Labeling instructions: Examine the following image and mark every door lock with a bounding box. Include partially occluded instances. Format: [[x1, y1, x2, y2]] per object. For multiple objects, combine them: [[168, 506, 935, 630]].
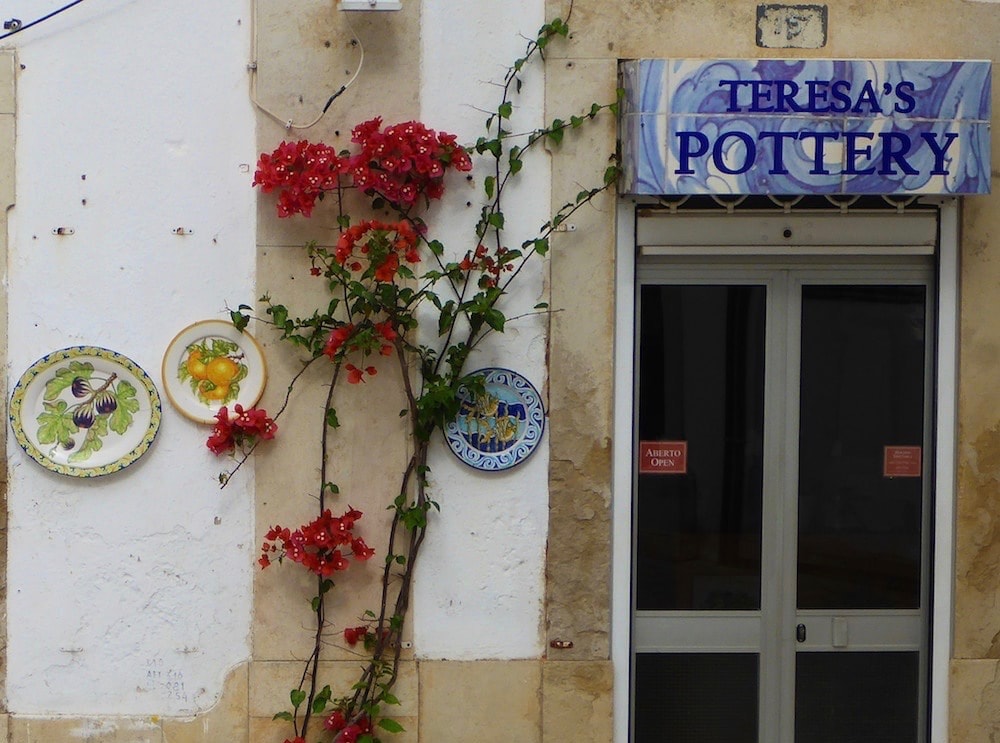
[[796, 623, 807, 643]]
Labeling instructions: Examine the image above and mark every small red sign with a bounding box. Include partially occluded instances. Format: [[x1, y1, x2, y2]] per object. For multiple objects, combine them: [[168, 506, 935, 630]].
[[639, 441, 687, 474], [883, 446, 922, 478]]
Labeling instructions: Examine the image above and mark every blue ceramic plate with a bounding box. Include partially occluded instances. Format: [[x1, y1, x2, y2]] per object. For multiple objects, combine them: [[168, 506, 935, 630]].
[[444, 367, 545, 471], [10, 346, 161, 477]]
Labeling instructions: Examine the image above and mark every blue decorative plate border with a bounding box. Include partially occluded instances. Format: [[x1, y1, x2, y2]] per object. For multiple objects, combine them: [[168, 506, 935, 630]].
[[9, 346, 162, 477], [444, 367, 545, 472]]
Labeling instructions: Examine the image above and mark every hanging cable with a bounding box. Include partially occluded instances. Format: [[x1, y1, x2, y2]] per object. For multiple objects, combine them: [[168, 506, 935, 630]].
[[248, 0, 364, 131], [0, 0, 87, 41]]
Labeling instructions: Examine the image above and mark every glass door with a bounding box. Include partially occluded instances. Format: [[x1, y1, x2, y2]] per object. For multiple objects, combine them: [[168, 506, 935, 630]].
[[791, 282, 929, 743], [632, 263, 932, 743]]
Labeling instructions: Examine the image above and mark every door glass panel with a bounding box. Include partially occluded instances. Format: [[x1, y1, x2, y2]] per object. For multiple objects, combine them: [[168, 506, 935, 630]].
[[635, 652, 759, 743], [795, 652, 919, 743], [637, 285, 766, 610], [797, 285, 925, 610]]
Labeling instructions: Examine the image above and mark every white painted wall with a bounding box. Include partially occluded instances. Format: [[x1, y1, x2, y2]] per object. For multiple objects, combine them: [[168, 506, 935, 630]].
[[1, 0, 551, 717], [4, 0, 255, 715], [414, 0, 551, 659]]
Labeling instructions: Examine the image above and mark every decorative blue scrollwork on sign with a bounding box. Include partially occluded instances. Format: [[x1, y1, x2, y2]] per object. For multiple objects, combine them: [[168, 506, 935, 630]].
[[620, 58, 992, 196]]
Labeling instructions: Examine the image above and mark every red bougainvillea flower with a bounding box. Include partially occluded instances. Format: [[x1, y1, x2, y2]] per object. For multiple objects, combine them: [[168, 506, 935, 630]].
[[323, 323, 355, 361], [254, 119, 470, 218], [253, 140, 346, 218], [344, 363, 377, 384], [335, 219, 419, 284], [343, 625, 369, 646], [260, 507, 373, 577], [351, 537, 375, 561], [206, 404, 277, 456], [337, 716, 373, 743], [324, 710, 347, 732], [348, 117, 472, 207], [373, 320, 397, 356], [458, 243, 515, 288]]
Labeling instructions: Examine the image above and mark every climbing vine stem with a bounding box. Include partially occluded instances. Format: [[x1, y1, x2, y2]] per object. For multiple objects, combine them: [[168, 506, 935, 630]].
[[217, 9, 619, 741]]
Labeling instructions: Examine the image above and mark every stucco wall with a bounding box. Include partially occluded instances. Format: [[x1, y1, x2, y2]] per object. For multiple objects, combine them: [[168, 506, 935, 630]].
[[5, 0, 256, 721]]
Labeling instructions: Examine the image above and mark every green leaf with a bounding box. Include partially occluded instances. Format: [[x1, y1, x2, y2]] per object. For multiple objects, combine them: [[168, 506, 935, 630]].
[[312, 684, 332, 714], [547, 125, 565, 145], [230, 309, 249, 332], [533, 237, 549, 256], [534, 302, 549, 309], [382, 692, 401, 706], [570, 114, 583, 128], [44, 362, 94, 400], [311, 596, 321, 612], [484, 175, 495, 199], [378, 718, 406, 733], [109, 381, 138, 435], [438, 301, 456, 336], [290, 689, 306, 710], [483, 308, 506, 332], [326, 408, 340, 428], [498, 101, 513, 119], [487, 212, 505, 230], [268, 304, 289, 328], [35, 400, 77, 445], [272, 711, 294, 722], [68, 415, 108, 463]]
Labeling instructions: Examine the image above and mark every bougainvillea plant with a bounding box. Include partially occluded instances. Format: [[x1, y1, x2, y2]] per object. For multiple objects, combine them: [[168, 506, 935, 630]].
[[219, 11, 618, 742]]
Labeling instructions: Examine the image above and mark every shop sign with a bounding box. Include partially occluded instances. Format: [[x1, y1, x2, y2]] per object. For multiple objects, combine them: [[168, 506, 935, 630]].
[[883, 445, 922, 478], [620, 59, 991, 196], [639, 441, 687, 474]]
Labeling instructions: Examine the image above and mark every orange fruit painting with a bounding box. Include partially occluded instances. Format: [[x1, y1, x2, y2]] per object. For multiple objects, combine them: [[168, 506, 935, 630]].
[[177, 337, 247, 406]]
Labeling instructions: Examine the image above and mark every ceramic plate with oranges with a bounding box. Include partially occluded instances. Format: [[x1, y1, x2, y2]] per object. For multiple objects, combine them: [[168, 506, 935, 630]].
[[162, 320, 267, 423]]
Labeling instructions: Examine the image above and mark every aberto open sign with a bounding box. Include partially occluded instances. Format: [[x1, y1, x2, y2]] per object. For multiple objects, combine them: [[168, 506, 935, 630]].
[[639, 441, 688, 474]]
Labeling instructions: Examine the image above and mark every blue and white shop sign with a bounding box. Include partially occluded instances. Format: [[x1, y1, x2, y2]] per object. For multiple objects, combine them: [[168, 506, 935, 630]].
[[620, 59, 991, 195]]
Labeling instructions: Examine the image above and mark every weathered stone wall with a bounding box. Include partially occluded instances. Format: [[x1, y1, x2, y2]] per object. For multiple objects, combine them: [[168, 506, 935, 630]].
[[543, 1, 1000, 741]]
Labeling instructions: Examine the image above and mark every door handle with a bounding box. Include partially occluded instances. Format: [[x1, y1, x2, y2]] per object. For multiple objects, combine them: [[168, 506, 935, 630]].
[[796, 623, 807, 643]]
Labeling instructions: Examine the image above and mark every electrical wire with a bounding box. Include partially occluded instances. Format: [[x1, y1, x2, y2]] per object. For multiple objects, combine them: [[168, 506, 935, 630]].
[[249, 0, 364, 131], [0, 0, 87, 41]]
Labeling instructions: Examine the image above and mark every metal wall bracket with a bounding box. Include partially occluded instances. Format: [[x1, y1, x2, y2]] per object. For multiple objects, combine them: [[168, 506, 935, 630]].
[[338, 0, 402, 10]]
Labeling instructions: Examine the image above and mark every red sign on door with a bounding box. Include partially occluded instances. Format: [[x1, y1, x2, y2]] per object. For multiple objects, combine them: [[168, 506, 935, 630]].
[[883, 446, 922, 478], [639, 441, 687, 474]]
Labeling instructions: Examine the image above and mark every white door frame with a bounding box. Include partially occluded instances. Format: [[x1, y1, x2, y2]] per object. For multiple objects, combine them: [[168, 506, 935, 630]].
[[610, 198, 959, 743]]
